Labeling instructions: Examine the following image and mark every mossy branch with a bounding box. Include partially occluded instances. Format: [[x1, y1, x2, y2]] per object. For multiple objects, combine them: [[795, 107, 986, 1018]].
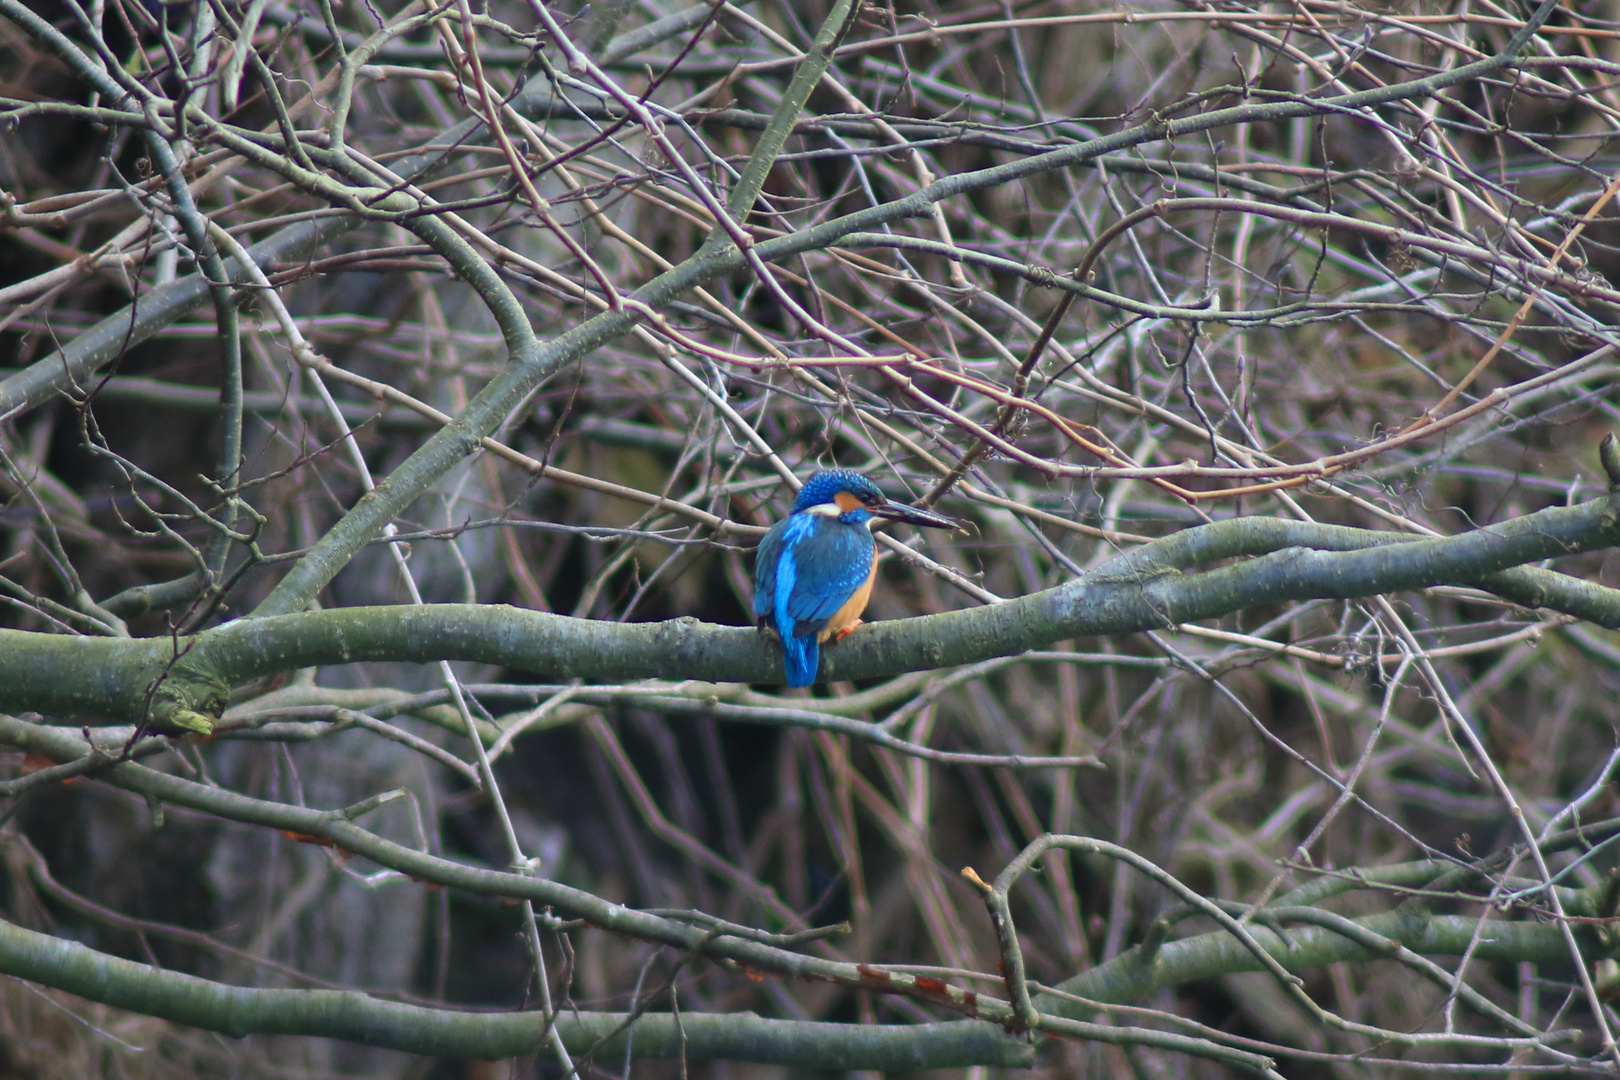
[[0, 914, 1028, 1068], [1, 492, 1618, 731]]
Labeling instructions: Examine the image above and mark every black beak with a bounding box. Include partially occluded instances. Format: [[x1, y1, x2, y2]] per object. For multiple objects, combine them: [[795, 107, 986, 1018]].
[[869, 500, 961, 531]]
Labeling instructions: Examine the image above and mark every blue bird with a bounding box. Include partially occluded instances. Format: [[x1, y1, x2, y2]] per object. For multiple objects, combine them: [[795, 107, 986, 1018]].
[[754, 469, 958, 687]]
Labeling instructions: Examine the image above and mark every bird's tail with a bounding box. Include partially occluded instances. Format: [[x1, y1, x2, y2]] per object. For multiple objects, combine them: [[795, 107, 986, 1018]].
[[781, 631, 819, 687]]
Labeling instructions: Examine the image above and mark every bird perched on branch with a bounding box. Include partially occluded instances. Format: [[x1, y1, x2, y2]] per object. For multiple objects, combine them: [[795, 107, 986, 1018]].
[[754, 469, 959, 687]]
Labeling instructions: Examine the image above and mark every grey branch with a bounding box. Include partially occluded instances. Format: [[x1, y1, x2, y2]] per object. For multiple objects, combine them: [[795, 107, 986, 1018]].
[[1, 492, 1617, 729]]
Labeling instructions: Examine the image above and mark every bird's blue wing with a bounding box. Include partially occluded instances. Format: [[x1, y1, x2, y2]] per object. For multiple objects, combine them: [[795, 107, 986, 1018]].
[[778, 516, 874, 636], [753, 519, 789, 623]]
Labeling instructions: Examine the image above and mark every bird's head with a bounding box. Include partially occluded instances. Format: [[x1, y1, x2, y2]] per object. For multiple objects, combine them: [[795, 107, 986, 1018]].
[[792, 469, 960, 529]]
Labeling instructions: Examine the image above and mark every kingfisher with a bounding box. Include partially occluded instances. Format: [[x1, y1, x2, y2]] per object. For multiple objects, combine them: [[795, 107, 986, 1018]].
[[754, 469, 958, 687]]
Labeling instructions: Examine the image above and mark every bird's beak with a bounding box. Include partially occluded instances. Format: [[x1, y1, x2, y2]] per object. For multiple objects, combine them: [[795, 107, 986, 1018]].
[[869, 500, 961, 531]]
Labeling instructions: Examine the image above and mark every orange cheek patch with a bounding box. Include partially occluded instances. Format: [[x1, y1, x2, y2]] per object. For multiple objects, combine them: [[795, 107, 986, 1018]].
[[835, 491, 862, 513]]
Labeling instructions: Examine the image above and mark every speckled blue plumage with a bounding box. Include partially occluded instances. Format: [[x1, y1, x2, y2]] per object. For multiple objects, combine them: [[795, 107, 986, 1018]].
[[754, 470, 882, 686]]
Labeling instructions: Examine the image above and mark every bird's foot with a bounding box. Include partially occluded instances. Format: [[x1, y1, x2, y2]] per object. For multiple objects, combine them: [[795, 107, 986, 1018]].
[[832, 619, 864, 643]]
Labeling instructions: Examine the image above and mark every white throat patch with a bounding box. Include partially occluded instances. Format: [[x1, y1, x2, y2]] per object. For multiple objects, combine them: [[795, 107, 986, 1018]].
[[805, 502, 845, 517]]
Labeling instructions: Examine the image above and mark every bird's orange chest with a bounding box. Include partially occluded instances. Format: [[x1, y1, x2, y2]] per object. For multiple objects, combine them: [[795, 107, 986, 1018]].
[[817, 547, 879, 643]]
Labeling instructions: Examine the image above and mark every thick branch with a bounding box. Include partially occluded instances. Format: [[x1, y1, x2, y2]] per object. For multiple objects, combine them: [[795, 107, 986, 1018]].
[[1, 494, 1617, 728], [0, 915, 1027, 1067], [1042, 908, 1593, 1016]]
